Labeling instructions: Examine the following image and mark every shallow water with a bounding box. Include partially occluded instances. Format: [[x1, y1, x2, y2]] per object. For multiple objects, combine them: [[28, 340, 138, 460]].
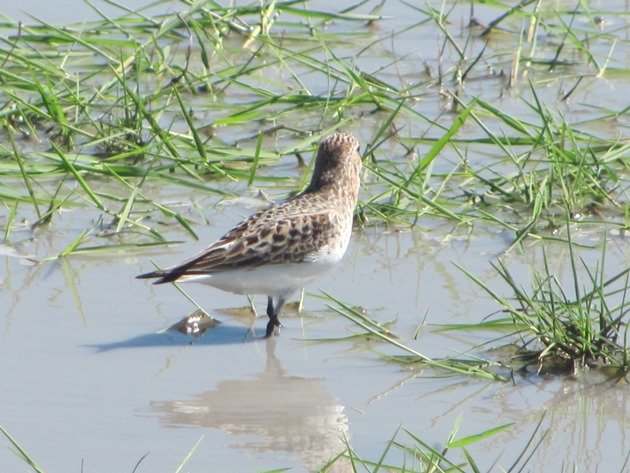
[[1, 1, 629, 472], [3, 203, 628, 471]]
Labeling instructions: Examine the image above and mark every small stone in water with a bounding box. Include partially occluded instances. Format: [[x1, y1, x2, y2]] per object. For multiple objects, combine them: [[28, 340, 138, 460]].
[[168, 309, 218, 337]]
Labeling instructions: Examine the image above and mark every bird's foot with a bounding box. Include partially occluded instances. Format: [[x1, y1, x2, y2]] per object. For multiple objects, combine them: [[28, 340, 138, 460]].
[[265, 316, 282, 338]]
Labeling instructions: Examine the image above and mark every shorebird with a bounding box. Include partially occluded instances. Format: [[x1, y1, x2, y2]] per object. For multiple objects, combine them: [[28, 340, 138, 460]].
[[137, 133, 362, 337]]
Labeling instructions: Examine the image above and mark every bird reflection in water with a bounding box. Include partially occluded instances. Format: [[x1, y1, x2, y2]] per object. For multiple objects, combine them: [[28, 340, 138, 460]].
[[150, 338, 350, 471]]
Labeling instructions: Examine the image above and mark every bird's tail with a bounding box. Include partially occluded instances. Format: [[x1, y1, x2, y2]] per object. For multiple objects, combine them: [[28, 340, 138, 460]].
[[136, 269, 179, 284]]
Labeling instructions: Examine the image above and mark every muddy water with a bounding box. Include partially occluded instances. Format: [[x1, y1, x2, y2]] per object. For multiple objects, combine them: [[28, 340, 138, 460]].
[[2, 1, 629, 472]]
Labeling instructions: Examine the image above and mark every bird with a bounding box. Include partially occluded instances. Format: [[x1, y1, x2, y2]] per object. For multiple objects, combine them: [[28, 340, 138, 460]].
[[137, 133, 362, 337]]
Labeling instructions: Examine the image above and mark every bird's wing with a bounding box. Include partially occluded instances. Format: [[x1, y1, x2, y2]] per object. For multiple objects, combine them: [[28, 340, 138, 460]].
[[137, 200, 337, 284]]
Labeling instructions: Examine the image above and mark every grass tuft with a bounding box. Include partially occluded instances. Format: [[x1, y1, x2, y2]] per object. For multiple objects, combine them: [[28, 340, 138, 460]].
[[459, 225, 630, 375], [320, 415, 546, 473]]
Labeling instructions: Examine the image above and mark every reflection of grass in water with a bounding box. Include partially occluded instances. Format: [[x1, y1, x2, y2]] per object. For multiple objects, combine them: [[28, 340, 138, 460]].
[[0, 1, 627, 255]]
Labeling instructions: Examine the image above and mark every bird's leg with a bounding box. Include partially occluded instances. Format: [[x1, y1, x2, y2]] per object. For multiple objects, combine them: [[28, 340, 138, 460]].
[[266, 296, 274, 317], [265, 296, 285, 338], [265, 296, 277, 337]]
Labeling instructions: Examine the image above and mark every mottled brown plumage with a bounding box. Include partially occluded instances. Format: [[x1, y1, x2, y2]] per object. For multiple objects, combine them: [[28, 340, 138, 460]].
[[138, 133, 362, 337]]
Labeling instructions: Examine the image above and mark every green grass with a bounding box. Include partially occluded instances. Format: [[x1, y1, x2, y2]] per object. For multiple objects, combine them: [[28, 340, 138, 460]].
[[0, 425, 44, 473], [320, 415, 546, 473], [0, 0, 627, 255], [1, 417, 543, 473], [457, 225, 630, 375], [320, 291, 506, 381]]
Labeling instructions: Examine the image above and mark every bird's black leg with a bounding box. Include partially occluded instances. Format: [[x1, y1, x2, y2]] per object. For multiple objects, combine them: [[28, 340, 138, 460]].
[[265, 296, 284, 338], [266, 296, 274, 317], [265, 316, 279, 337], [265, 296, 277, 337]]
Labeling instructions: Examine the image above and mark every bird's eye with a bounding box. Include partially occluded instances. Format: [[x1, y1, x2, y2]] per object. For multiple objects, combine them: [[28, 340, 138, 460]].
[[356, 145, 360, 153]]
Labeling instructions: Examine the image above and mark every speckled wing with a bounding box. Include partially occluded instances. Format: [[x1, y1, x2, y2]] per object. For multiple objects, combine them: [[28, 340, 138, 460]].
[[138, 200, 337, 284]]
